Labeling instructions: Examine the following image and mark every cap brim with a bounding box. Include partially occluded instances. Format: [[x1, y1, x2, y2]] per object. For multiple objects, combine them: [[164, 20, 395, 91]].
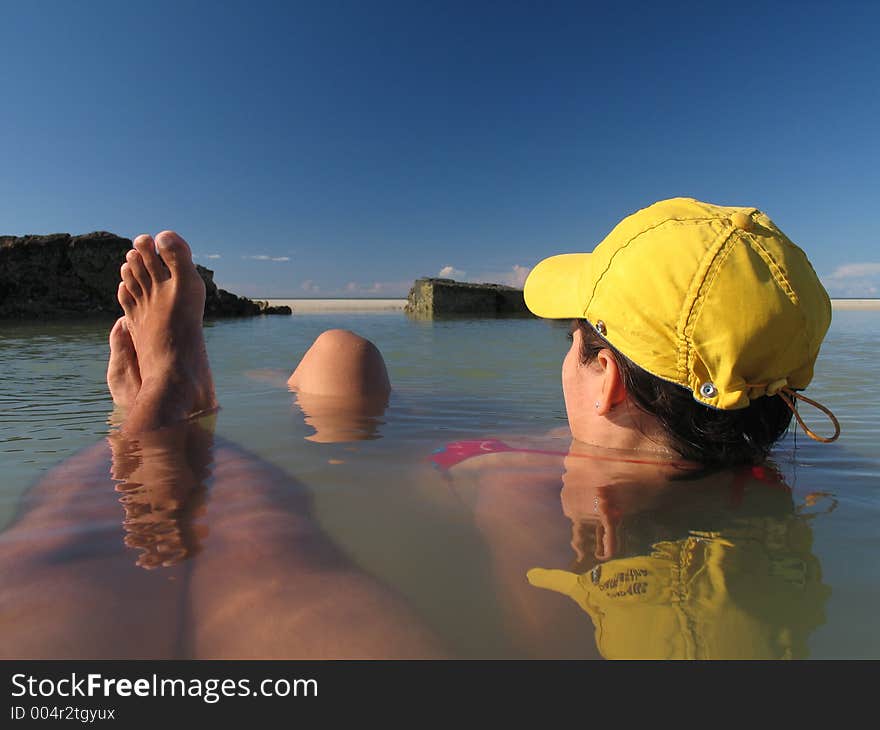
[[524, 253, 596, 319]]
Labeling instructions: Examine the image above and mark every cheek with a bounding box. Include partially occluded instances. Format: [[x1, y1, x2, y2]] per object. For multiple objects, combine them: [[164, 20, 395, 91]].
[[561, 344, 578, 397]]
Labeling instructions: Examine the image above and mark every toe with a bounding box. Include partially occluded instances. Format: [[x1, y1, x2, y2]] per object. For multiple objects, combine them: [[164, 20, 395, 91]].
[[114, 316, 135, 349], [109, 316, 136, 353], [121, 262, 142, 299], [109, 316, 125, 345], [118, 281, 136, 315], [133, 234, 170, 284], [155, 231, 195, 277], [107, 317, 140, 407], [126, 249, 152, 294]]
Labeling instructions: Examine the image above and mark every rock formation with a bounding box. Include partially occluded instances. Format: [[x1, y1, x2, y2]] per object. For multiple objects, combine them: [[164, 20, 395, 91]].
[[405, 277, 532, 317], [0, 232, 291, 319]]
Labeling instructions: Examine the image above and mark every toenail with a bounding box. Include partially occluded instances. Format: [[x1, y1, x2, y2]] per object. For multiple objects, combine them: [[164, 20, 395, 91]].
[[156, 232, 179, 249]]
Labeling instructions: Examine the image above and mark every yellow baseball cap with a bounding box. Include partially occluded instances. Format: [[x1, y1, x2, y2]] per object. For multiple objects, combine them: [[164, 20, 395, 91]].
[[524, 198, 837, 437]]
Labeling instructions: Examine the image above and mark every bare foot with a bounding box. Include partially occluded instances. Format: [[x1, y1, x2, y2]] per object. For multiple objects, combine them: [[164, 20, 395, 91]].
[[107, 316, 141, 407], [117, 231, 217, 433]]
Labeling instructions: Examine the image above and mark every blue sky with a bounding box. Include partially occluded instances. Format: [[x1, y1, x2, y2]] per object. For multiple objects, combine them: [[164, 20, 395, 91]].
[[1, 1, 878, 298]]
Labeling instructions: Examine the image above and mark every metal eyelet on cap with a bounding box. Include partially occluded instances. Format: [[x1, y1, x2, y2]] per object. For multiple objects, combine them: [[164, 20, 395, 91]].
[[594, 320, 607, 336], [699, 382, 718, 398]]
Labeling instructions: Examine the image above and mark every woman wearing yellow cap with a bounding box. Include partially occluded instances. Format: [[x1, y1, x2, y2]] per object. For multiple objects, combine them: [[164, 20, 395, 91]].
[[523, 196, 839, 466], [433, 198, 837, 658]]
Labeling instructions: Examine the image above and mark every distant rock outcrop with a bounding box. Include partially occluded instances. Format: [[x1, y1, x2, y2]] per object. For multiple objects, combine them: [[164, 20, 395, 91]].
[[405, 277, 532, 317], [0, 232, 291, 319]]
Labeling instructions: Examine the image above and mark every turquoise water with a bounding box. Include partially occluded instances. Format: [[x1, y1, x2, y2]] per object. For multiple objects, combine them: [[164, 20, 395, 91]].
[[0, 311, 878, 658]]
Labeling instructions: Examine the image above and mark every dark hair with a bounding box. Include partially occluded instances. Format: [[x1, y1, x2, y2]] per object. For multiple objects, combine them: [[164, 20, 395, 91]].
[[574, 320, 793, 468]]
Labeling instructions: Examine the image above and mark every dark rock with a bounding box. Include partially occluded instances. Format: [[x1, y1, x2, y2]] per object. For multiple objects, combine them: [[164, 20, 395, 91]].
[[405, 277, 533, 317], [0, 232, 130, 318], [255, 300, 293, 315], [202, 274, 261, 318], [0, 232, 290, 319]]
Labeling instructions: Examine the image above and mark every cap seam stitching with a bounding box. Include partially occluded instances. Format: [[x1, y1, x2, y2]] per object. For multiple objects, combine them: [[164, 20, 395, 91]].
[[745, 236, 812, 380], [745, 238, 800, 306], [680, 228, 739, 396], [586, 215, 723, 315]]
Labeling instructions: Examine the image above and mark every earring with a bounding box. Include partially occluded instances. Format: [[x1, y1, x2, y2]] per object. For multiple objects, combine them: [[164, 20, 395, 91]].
[[595, 401, 600, 409]]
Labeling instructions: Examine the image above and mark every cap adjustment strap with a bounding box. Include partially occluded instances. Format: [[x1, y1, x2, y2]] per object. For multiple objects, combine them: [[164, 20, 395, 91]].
[[744, 382, 841, 443]]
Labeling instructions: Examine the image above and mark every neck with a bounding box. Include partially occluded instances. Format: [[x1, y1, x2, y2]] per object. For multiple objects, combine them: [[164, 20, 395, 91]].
[[570, 400, 679, 459]]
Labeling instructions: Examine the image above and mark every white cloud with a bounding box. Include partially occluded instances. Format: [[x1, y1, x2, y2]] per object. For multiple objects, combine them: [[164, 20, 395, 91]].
[[828, 262, 880, 279], [502, 264, 530, 288], [205, 254, 222, 260], [300, 280, 321, 294], [822, 261, 880, 298], [438, 265, 465, 279], [470, 264, 531, 289], [824, 280, 879, 298], [242, 254, 291, 262]]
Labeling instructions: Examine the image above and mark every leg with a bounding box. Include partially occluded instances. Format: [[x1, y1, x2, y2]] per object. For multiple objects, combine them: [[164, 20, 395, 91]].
[[0, 437, 191, 658], [244, 329, 391, 398], [289, 329, 391, 443], [288, 329, 390, 399], [114, 240, 442, 656], [188, 442, 446, 658], [448, 454, 602, 658], [0, 314, 204, 659]]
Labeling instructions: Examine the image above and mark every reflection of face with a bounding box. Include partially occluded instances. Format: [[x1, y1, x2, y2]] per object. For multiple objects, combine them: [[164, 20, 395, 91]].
[[559, 448, 677, 567], [560, 455, 617, 565]]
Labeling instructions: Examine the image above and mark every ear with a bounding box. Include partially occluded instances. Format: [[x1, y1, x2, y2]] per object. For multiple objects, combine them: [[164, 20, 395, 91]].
[[594, 348, 627, 415]]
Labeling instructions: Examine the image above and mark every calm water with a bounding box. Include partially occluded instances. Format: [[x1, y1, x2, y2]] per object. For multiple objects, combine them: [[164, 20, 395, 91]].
[[0, 311, 878, 658]]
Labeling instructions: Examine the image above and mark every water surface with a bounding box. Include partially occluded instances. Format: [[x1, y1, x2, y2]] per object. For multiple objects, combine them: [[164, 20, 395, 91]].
[[0, 311, 877, 658]]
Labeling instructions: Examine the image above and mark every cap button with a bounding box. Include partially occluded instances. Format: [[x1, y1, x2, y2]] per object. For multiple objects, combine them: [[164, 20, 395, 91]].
[[729, 211, 753, 231]]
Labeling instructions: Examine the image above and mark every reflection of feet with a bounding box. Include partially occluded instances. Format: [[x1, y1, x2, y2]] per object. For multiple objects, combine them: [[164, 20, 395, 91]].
[[117, 231, 217, 431], [109, 425, 213, 570], [107, 317, 141, 407]]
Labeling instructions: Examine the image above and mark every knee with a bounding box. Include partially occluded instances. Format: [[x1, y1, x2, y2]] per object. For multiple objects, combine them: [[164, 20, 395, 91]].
[[288, 329, 390, 398], [313, 328, 370, 351]]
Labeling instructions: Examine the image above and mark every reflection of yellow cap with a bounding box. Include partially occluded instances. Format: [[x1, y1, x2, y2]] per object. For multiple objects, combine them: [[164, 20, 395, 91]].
[[524, 198, 832, 410], [527, 519, 829, 659]]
